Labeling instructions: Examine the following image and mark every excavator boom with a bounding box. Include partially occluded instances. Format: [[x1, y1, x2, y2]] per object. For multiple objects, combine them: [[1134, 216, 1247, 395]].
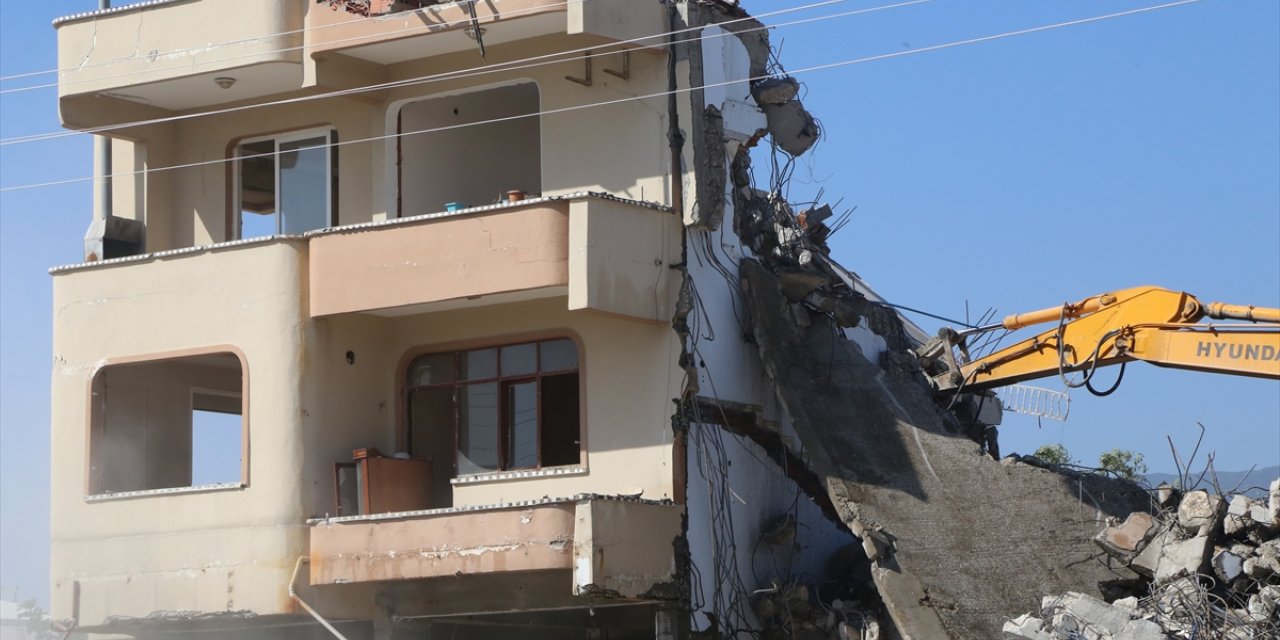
[[917, 286, 1280, 394]]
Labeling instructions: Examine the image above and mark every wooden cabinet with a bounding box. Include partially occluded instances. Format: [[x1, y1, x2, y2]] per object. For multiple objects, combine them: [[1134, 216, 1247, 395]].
[[334, 448, 432, 516]]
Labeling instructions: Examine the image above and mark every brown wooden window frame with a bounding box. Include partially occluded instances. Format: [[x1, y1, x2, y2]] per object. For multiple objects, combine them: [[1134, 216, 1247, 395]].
[[405, 338, 581, 476]]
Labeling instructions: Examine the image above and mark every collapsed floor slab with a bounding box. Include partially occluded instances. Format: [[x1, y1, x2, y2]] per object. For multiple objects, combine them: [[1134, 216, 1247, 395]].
[[740, 260, 1152, 639]]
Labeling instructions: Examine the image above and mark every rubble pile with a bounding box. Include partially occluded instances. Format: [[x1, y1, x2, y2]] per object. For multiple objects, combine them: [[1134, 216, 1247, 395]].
[[1004, 479, 1280, 639], [750, 545, 888, 640], [751, 583, 884, 640]]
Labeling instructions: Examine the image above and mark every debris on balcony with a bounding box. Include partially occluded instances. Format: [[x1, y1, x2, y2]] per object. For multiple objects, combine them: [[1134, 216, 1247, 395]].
[[320, 0, 441, 17]]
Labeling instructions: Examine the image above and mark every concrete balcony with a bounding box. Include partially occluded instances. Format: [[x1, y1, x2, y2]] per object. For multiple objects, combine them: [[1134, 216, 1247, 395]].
[[55, 0, 306, 128], [309, 193, 678, 322], [306, 0, 665, 67], [309, 497, 683, 600]]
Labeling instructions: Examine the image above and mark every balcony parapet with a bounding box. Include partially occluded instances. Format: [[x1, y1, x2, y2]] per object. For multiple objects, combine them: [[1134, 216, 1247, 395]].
[[55, 0, 306, 127], [308, 494, 683, 599], [306, 0, 666, 67], [51, 193, 678, 323]]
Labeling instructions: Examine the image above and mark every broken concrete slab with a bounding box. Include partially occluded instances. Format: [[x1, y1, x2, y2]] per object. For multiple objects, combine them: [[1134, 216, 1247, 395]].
[[1248, 502, 1274, 531], [1177, 490, 1224, 535], [803, 291, 867, 329], [1225, 494, 1256, 536], [740, 260, 1151, 640], [1095, 512, 1157, 561], [1132, 530, 1212, 582], [777, 268, 832, 302], [1247, 585, 1279, 621], [1159, 535, 1212, 582], [1270, 478, 1280, 525], [1001, 614, 1052, 639], [751, 76, 800, 105], [762, 100, 819, 156], [1242, 556, 1273, 581], [1249, 540, 1280, 578], [1040, 592, 1168, 640]]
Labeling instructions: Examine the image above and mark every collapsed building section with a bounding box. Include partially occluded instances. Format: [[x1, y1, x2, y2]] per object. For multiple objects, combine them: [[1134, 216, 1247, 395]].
[[671, 3, 1155, 638]]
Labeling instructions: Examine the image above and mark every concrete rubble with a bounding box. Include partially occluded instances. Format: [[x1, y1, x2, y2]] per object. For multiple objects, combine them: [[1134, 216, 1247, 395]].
[[745, 544, 890, 640], [1004, 481, 1280, 639]]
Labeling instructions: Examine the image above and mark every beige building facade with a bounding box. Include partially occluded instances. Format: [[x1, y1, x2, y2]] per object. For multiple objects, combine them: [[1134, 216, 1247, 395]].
[[49, 1, 857, 638]]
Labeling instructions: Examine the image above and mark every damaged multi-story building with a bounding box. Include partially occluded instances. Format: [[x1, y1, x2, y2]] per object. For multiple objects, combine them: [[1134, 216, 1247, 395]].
[[48, 1, 1159, 639]]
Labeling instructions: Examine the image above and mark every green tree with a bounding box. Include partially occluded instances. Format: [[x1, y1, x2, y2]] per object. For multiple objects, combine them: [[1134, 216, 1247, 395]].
[[17, 598, 53, 639], [1033, 443, 1073, 465], [1097, 449, 1148, 482]]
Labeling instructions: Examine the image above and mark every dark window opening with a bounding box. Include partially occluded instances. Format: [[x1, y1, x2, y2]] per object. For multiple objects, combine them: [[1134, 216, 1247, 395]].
[[406, 338, 581, 487]]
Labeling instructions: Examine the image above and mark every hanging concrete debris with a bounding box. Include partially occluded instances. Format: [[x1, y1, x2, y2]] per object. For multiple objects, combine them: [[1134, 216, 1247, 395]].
[[750, 76, 820, 157], [1005, 479, 1280, 639]]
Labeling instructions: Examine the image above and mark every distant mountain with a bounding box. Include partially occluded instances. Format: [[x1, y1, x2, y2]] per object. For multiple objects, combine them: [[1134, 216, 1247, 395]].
[[1145, 466, 1278, 498]]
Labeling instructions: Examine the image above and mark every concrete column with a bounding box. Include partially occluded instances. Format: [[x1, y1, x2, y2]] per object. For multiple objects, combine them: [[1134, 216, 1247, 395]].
[[95, 0, 111, 221]]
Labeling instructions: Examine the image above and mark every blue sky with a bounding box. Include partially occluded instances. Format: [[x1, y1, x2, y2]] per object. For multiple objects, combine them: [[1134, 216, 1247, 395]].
[[2, 0, 1278, 605]]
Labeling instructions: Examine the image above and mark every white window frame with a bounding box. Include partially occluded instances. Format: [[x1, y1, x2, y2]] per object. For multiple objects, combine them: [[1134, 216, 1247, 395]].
[[233, 127, 336, 239]]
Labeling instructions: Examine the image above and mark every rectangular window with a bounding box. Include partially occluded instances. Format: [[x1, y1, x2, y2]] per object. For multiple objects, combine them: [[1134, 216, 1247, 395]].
[[406, 338, 580, 483], [89, 352, 245, 495], [397, 82, 541, 216], [235, 129, 337, 239]]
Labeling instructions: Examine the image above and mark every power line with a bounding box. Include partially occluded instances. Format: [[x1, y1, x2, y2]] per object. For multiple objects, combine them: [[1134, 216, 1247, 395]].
[[0, 0, 1204, 194], [0, 0, 581, 94], [0, 0, 896, 146]]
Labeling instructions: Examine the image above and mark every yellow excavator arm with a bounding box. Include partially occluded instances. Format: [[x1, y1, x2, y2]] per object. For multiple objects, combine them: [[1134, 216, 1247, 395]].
[[916, 286, 1280, 395]]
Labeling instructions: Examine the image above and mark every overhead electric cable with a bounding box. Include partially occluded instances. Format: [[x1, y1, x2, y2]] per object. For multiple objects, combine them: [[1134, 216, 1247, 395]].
[[0, 0, 583, 94], [0, 0, 894, 145], [0, 0, 1202, 194]]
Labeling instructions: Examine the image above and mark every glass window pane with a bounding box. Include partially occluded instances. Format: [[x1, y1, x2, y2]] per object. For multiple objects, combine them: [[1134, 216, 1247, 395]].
[[279, 136, 330, 235], [238, 140, 276, 239], [506, 381, 538, 469], [407, 353, 456, 387], [540, 338, 578, 372], [457, 382, 498, 474], [500, 343, 537, 377], [460, 348, 497, 380]]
